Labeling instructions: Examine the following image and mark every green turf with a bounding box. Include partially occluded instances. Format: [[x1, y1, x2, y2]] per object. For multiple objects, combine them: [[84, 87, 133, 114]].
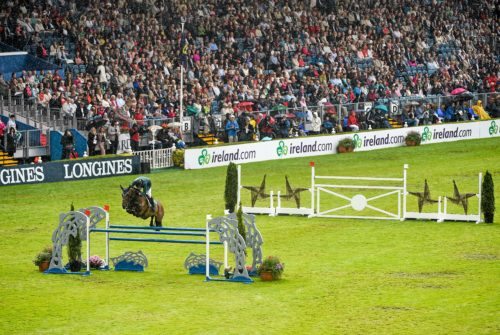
[[1, 138, 499, 335]]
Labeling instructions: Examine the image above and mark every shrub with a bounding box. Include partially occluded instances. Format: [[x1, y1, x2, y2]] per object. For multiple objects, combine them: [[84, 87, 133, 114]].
[[88, 255, 105, 269], [236, 202, 246, 241], [481, 171, 495, 223], [337, 138, 355, 153], [224, 162, 238, 213], [405, 131, 422, 146], [33, 246, 53, 266], [172, 149, 185, 168]]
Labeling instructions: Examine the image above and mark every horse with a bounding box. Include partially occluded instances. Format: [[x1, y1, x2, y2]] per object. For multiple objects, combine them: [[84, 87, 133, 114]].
[[121, 186, 164, 227]]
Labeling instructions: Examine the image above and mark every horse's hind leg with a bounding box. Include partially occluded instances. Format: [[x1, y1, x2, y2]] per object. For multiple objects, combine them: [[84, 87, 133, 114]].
[[149, 217, 155, 227]]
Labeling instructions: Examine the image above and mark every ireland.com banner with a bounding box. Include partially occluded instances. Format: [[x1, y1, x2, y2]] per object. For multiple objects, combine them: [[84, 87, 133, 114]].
[[184, 120, 499, 169], [0, 155, 141, 186]]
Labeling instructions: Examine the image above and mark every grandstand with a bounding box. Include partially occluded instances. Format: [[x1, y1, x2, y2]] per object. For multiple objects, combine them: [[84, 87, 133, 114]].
[[0, 0, 498, 165]]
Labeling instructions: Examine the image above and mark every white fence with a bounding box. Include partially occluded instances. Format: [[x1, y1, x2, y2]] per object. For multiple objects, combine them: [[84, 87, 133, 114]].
[[133, 148, 174, 169], [237, 163, 483, 223]]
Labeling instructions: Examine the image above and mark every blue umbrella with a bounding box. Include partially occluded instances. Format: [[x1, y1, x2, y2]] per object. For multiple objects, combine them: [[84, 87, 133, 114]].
[[375, 105, 388, 113]]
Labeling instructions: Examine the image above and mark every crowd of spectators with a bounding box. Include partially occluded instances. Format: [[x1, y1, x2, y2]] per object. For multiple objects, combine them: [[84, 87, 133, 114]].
[[0, 0, 498, 146]]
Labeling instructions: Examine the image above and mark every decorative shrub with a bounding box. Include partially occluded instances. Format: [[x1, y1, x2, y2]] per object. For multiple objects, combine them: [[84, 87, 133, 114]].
[[172, 149, 185, 168], [236, 202, 246, 241], [224, 162, 238, 213], [405, 131, 422, 146], [337, 138, 355, 153], [257, 256, 285, 280], [481, 171, 495, 223], [88, 255, 105, 269], [33, 246, 53, 266]]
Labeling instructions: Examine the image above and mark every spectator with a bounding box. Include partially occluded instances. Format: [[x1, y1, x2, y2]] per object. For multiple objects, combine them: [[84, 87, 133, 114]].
[[0, 118, 5, 149], [97, 126, 108, 155], [322, 116, 334, 134], [239, 117, 255, 142], [129, 124, 140, 152], [7, 114, 16, 132], [87, 127, 97, 156], [310, 112, 322, 135], [472, 100, 491, 120], [347, 111, 360, 132], [60, 129, 74, 159], [107, 121, 120, 154], [6, 127, 17, 157], [225, 114, 240, 143]]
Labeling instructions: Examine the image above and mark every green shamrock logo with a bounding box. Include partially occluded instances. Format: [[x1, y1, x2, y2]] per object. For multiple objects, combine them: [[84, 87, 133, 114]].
[[421, 127, 432, 142], [352, 134, 362, 148], [276, 141, 288, 156], [489, 121, 498, 136], [198, 149, 211, 165]]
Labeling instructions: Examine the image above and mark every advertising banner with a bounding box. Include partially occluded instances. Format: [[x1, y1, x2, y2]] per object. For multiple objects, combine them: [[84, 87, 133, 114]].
[[0, 155, 141, 186], [184, 120, 499, 169]]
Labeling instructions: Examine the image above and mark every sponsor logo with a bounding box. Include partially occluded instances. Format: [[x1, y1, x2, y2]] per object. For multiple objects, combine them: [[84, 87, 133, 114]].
[[198, 149, 211, 165], [0, 166, 44, 185], [489, 121, 498, 135], [421, 127, 432, 142], [64, 159, 133, 179], [352, 134, 363, 148], [276, 141, 289, 157]]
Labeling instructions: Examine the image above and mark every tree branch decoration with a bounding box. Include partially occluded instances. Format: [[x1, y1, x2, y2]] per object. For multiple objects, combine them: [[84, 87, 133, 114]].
[[242, 175, 270, 207], [446, 180, 476, 215], [282, 176, 309, 208], [408, 179, 438, 213]]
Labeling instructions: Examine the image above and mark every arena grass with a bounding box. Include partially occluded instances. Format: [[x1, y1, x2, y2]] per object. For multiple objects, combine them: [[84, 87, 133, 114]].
[[0, 137, 499, 335]]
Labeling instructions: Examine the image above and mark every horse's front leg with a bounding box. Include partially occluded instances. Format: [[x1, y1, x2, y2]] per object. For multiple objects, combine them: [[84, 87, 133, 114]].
[[149, 216, 154, 227]]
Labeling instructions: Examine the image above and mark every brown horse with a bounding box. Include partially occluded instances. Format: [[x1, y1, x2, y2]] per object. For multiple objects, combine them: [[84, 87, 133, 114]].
[[121, 186, 164, 227]]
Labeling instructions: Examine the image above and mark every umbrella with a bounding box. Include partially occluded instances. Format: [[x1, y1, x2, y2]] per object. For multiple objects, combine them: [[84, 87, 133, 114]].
[[451, 87, 467, 95], [271, 104, 287, 112], [407, 101, 421, 106], [374, 104, 388, 113], [324, 102, 336, 114], [237, 101, 254, 108], [452, 92, 474, 102], [285, 113, 296, 118]]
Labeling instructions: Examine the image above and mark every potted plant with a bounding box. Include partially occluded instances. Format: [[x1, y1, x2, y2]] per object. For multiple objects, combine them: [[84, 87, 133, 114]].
[[88, 255, 105, 269], [33, 246, 52, 272], [337, 138, 355, 153], [405, 131, 422, 146], [172, 149, 185, 168], [67, 227, 83, 272], [257, 256, 285, 281]]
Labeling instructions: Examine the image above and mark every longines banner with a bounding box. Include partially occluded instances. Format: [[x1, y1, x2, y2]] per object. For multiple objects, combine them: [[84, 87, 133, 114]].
[[184, 120, 500, 169], [0, 155, 141, 186]]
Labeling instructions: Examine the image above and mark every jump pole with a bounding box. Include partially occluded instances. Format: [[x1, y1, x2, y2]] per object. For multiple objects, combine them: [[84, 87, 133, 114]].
[[85, 210, 91, 274], [205, 214, 211, 281]]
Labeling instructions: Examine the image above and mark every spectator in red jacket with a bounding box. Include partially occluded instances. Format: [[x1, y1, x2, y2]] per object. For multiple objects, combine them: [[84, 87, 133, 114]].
[[347, 111, 360, 132]]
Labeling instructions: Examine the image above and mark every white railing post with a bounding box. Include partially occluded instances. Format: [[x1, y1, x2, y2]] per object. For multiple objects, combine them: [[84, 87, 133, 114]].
[[237, 165, 241, 207], [402, 164, 408, 220], [311, 164, 315, 215], [205, 214, 212, 281], [477, 172, 482, 224]]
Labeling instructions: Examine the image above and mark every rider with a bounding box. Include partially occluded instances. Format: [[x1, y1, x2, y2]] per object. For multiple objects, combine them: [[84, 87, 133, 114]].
[[130, 176, 154, 211]]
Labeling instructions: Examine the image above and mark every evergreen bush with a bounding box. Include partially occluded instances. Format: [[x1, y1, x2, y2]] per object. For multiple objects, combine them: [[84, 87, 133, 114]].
[[224, 162, 238, 213], [481, 171, 495, 223]]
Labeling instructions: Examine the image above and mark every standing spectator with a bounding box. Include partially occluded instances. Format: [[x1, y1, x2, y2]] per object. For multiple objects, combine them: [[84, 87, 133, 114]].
[[97, 127, 108, 155], [0, 118, 5, 150], [310, 112, 322, 135], [6, 127, 17, 157], [225, 114, 239, 143], [239, 117, 255, 142], [472, 100, 491, 120], [347, 111, 360, 132], [129, 124, 140, 152], [87, 127, 97, 156], [7, 114, 16, 132], [107, 121, 120, 154], [60, 129, 74, 159], [96, 62, 108, 90]]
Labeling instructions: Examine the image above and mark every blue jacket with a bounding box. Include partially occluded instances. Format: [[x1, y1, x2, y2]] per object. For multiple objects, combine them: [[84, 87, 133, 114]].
[[225, 120, 239, 137]]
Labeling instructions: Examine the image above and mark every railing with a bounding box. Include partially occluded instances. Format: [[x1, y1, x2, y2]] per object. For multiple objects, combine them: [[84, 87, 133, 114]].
[[132, 148, 174, 169], [7, 128, 50, 161]]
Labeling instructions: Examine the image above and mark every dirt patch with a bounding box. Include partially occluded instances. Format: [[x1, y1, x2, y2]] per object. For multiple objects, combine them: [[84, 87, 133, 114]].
[[463, 253, 498, 260], [390, 271, 461, 278]]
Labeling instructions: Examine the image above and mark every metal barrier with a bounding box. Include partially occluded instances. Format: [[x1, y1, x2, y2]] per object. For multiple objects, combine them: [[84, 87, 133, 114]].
[[132, 148, 173, 169]]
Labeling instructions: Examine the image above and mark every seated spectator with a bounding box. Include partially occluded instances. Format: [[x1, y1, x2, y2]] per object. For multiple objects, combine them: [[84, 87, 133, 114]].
[[322, 116, 334, 134], [347, 111, 360, 132], [472, 100, 491, 120]]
